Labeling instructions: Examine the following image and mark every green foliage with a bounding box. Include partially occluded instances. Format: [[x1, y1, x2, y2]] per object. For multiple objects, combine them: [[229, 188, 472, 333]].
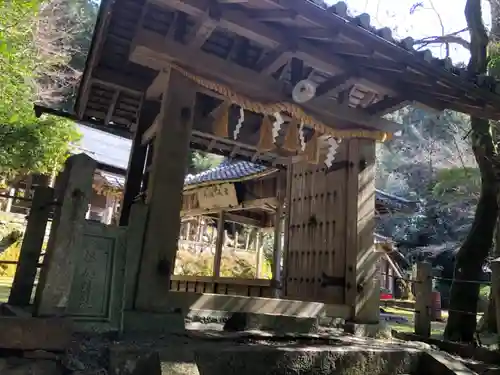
[[174, 249, 272, 279], [0, 240, 22, 277], [0, 0, 81, 180], [488, 42, 500, 77], [431, 167, 480, 200], [188, 151, 223, 174]]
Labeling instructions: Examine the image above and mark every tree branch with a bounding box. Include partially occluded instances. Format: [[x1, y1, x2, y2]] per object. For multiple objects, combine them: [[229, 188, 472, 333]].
[[414, 27, 471, 51], [414, 35, 471, 50]]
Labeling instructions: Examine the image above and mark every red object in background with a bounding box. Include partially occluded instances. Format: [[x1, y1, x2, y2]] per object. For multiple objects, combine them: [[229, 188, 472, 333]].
[[380, 291, 393, 300]]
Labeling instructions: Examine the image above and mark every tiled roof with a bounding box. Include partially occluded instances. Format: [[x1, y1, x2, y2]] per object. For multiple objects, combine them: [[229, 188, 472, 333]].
[[184, 160, 418, 213], [185, 160, 273, 187], [309, 1, 497, 93], [71, 124, 132, 171], [95, 170, 125, 189], [376, 189, 419, 213]]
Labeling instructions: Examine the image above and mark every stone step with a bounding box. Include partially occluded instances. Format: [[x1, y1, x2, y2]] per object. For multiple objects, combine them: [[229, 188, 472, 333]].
[[110, 343, 423, 375]]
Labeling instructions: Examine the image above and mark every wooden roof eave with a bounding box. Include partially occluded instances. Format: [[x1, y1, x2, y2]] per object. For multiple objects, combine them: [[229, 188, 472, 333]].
[[75, 0, 500, 135], [74, 0, 114, 119], [145, 0, 500, 119], [274, 0, 500, 110], [130, 30, 401, 133]]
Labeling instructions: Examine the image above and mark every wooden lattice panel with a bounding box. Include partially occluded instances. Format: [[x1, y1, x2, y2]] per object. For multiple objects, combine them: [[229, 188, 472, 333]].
[[285, 144, 348, 304]]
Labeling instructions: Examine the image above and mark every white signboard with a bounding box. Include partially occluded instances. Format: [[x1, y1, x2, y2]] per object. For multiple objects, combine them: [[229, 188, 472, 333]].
[[197, 183, 238, 210]]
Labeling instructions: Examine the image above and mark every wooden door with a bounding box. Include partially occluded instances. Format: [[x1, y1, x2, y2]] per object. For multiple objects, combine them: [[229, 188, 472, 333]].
[[284, 145, 349, 304]]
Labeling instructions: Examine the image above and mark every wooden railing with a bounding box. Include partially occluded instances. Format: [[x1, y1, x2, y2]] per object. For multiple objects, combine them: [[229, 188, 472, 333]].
[[169, 275, 273, 297]]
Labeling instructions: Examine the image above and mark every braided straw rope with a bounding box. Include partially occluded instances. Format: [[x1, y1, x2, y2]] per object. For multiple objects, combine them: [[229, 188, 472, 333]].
[[170, 63, 391, 142]]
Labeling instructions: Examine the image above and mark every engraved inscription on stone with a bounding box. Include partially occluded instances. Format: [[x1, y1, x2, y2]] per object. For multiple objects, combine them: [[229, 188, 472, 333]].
[[67, 233, 114, 317]]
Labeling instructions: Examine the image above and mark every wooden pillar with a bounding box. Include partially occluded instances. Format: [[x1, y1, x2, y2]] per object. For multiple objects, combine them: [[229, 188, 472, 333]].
[[119, 100, 160, 226], [282, 163, 292, 295], [103, 193, 114, 225], [414, 262, 432, 337], [134, 68, 196, 311], [255, 231, 262, 278], [272, 173, 284, 296], [213, 211, 225, 277], [123, 202, 149, 310], [345, 139, 379, 323], [5, 188, 15, 213], [34, 154, 96, 316], [9, 186, 54, 306]]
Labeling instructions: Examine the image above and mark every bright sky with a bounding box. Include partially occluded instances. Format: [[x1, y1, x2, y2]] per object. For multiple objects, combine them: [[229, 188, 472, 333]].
[[325, 0, 492, 65]]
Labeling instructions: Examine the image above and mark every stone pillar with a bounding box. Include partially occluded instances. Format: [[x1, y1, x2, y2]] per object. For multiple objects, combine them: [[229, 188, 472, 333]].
[[119, 100, 160, 226], [345, 139, 379, 324], [34, 154, 96, 316], [9, 186, 54, 306], [134, 68, 196, 311]]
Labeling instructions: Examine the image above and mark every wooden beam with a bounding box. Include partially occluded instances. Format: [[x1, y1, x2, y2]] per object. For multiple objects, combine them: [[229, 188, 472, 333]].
[[93, 68, 151, 93], [255, 45, 293, 75], [153, 0, 370, 74], [131, 30, 401, 132], [104, 90, 120, 125], [185, 2, 220, 50], [315, 73, 355, 97], [290, 57, 305, 86], [300, 27, 339, 40], [120, 100, 160, 226], [364, 96, 409, 116], [141, 120, 158, 145], [76, 0, 114, 119], [146, 70, 170, 99], [246, 8, 297, 21], [215, 212, 263, 227], [180, 197, 279, 217]]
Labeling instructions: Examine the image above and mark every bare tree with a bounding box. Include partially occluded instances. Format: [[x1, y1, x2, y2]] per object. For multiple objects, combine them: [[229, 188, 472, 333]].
[[34, 0, 91, 107]]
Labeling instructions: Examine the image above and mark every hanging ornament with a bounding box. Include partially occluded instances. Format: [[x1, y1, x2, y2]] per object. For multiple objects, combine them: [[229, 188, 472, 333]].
[[257, 115, 275, 152], [292, 79, 317, 103], [324, 137, 339, 168], [298, 121, 306, 152], [233, 107, 245, 140], [271, 112, 284, 144]]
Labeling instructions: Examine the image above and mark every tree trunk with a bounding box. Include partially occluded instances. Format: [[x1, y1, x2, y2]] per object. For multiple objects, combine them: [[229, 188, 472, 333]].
[[478, 202, 500, 333], [444, 159, 497, 341], [444, 0, 496, 342], [480, 0, 500, 335]]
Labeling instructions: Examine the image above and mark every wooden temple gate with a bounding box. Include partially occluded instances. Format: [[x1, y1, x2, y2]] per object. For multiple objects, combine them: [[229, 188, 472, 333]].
[[29, 0, 500, 328]]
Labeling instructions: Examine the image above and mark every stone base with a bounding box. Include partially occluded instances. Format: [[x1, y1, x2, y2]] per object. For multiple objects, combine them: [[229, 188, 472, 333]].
[[0, 358, 64, 375], [109, 335, 424, 375], [105, 327, 486, 375], [123, 311, 186, 334], [343, 321, 392, 339], [0, 317, 72, 351], [122, 309, 319, 335]]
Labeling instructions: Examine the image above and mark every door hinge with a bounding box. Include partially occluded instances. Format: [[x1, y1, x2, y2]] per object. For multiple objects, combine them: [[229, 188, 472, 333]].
[[320, 272, 348, 288]]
